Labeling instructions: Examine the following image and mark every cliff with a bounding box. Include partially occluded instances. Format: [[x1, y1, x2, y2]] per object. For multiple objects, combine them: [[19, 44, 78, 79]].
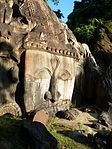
[[0, 0, 99, 115]]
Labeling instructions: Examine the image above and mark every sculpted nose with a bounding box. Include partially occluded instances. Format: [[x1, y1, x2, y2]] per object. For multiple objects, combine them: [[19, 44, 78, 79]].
[[44, 91, 52, 101], [56, 91, 61, 100], [53, 91, 61, 102], [44, 90, 61, 102]]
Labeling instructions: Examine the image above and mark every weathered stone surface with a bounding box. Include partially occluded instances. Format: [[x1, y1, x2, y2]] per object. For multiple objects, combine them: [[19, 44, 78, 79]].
[[0, 0, 99, 115], [23, 120, 58, 149], [33, 110, 49, 126], [0, 42, 21, 115], [56, 108, 81, 120], [0, 102, 21, 116], [99, 102, 112, 130], [24, 50, 76, 112], [90, 21, 112, 108]]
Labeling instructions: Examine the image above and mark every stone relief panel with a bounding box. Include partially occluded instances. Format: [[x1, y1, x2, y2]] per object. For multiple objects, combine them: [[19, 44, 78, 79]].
[[54, 56, 75, 100], [52, 56, 75, 112], [24, 50, 52, 112], [24, 49, 75, 113]]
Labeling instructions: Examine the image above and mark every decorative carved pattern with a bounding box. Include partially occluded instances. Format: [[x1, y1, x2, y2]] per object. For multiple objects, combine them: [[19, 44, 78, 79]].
[[0, 102, 21, 116]]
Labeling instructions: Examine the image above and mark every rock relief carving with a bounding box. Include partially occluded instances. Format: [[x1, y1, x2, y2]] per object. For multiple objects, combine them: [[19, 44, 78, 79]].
[[0, 0, 100, 115], [0, 42, 21, 115]]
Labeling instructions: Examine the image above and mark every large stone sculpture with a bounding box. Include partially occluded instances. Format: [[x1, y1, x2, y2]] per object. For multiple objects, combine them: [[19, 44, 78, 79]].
[[0, 0, 99, 116], [0, 41, 21, 115]]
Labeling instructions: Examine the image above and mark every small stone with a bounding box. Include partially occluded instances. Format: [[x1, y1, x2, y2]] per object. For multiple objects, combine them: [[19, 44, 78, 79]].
[[33, 110, 49, 126]]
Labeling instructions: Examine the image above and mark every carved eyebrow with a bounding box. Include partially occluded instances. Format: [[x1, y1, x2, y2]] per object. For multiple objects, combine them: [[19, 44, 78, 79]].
[[58, 70, 71, 80], [34, 68, 52, 77]]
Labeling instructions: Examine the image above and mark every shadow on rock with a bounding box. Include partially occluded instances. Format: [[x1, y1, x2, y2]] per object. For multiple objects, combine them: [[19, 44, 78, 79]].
[[57, 130, 90, 146], [0, 115, 58, 149], [22, 120, 58, 149]]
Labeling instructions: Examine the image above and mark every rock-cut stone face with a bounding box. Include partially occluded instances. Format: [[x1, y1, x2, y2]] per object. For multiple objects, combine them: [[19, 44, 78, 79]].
[[0, 0, 99, 115], [24, 50, 76, 113]]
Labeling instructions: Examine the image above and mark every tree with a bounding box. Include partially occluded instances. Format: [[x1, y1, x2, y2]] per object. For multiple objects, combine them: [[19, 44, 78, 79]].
[[46, 0, 59, 5], [67, 0, 112, 43], [51, 0, 59, 5], [54, 9, 64, 19]]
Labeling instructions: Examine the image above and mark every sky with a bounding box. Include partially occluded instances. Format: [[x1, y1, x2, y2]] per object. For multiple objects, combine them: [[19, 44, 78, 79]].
[[48, 0, 81, 22]]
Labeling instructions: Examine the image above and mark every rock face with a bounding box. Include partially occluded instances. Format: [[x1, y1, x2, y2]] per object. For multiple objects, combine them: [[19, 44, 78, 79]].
[[0, 0, 99, 115], [0, 42, 21, 115], [90, 21, 112, 109]]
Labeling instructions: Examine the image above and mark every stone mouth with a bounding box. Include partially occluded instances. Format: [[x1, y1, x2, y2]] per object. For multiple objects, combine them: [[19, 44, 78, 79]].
[[34, 99, 71, 114], [48, 99, 71, 108], [42, 99, 71, 114]]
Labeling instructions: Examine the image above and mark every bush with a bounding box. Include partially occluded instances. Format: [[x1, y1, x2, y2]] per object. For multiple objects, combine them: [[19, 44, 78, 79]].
[[74, 18, 103, 43]]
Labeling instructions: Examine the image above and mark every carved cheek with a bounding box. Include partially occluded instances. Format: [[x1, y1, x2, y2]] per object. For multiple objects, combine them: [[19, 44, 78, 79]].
[[34, 68, 52, 96], [25, 68, 52, 109], [56, 70, 72, 100], [55, 79, 64, 100]]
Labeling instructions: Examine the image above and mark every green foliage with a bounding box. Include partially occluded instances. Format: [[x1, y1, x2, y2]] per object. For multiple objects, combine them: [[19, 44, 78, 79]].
[[0, 115, 21, 137], [74, 18, 103, 43], [75, 25, 95, 43], [88, 18, 103, 26], [67, 0, 112, 43], [47, 117, 90, 149]]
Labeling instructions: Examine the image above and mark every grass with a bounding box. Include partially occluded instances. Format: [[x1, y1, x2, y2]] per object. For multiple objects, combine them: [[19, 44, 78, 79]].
[[47, 116, 91, 149], [0, 115, 27, 149], [0, 115, 21, 136], [0, 115, 91, 149]]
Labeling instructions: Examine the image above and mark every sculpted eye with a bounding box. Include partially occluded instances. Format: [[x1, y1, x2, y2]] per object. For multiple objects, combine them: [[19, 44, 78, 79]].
[[58, 70, 71, 81], [36, 68, 51, 79]]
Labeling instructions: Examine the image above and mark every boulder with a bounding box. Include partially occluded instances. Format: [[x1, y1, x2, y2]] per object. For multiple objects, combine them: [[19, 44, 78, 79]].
[[33, 110, 49, 126], [22, 120, 58, 149]]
